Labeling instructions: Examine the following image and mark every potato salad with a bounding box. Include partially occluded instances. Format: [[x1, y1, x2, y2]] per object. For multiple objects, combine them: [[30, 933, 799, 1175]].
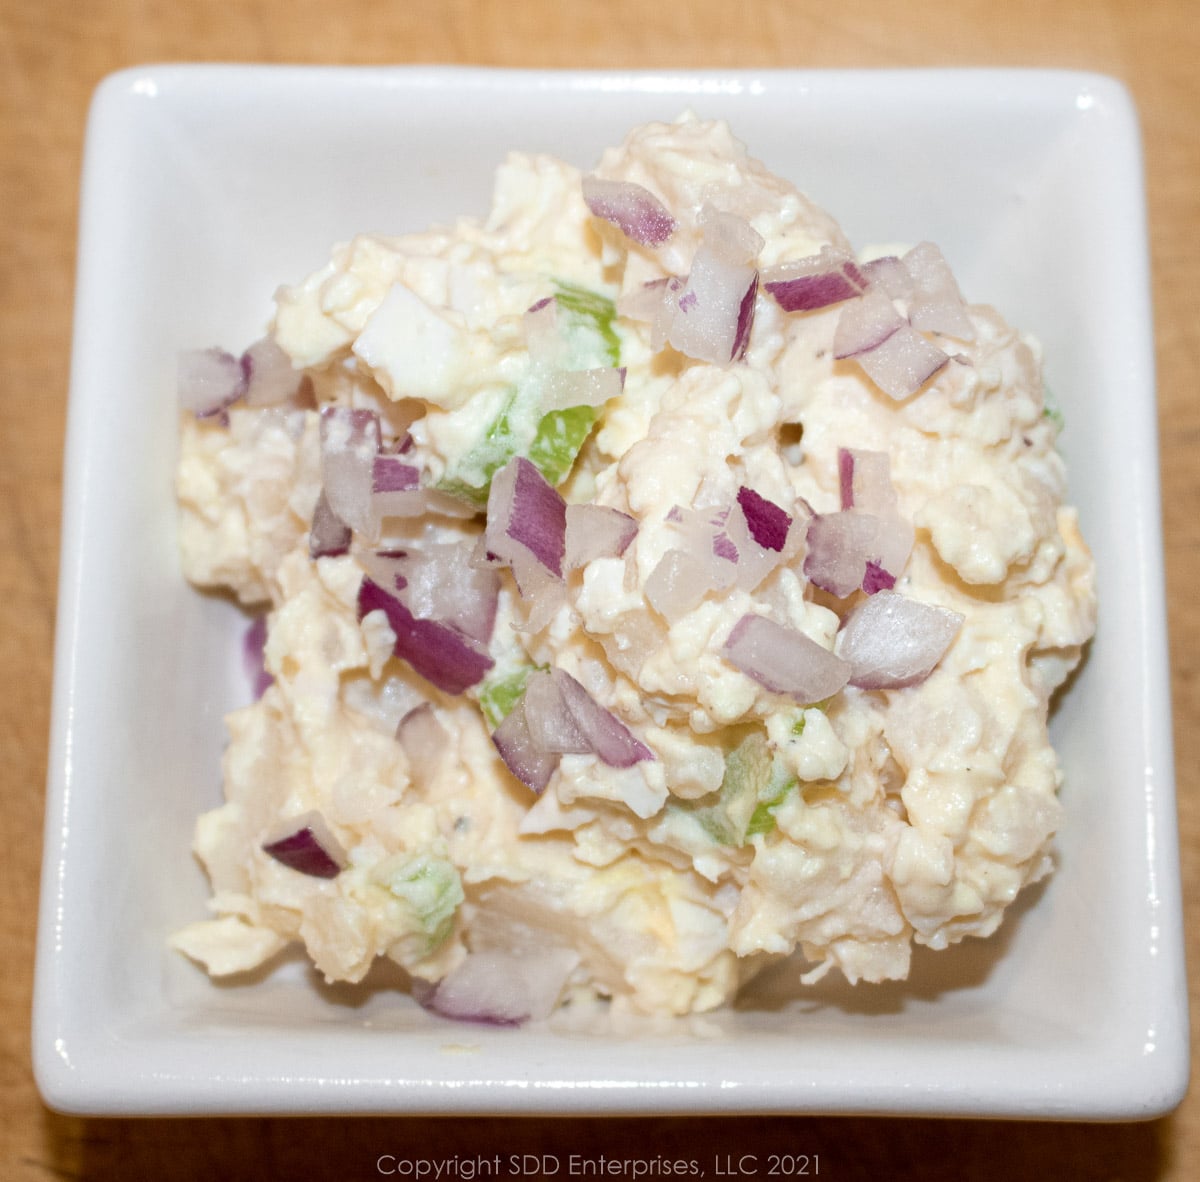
[[171, 115, 1096, 1021]]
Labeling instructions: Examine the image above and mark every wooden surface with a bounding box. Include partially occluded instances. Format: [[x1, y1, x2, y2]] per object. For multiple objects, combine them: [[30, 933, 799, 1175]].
[[2, 0, 1197, 1177]]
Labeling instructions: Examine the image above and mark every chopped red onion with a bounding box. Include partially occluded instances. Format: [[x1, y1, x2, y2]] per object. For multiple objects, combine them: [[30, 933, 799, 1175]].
[[522, 671, 591, 754], [856, 323, 949, 400], [485, 457, 567, 580], [243, 614, 273, 699], [804, 511, 912, 598], [372, 455, 420, 493], [762, 247, 867, 313], [309, 489, 352, 559], [721, 614, 850, 703], [712, 532, 739, 563], [735, 486, 791, 552], [540, 366, 625, 412], [178, 347, 247, 419], [646, 547, 730, 620], [617, 278, 671, 324], [721, 487, 797, 591], [418, 947, 579, 1025], [552, 669, 653, 767], [862, 560, 897, 594], [564, 503, 637, 569], [396, 703, 448, 785], [837, 448, 898, 515], [650, 276, 687, 353], [833, 288, 904, 359], [582, 175, 676, 247], [732, 273, 758, 361], [262, 811, 345, 878], [523, 297, 565, 368], [667, 247, 758, 365], [861, 255, 914, 299], [320, 407, 381, 537], [395, 541, 500, 645], [492, 698, 559, 793], [836, 590, 964, 689], [700, 206, 764, 265], [904, 242, 976, 341], [241, 337, 307, 407], [357, 576, 493, 695]]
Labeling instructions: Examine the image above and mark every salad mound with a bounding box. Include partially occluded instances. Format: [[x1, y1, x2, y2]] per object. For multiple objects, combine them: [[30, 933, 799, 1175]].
[[171, 115, 1096, 1021]]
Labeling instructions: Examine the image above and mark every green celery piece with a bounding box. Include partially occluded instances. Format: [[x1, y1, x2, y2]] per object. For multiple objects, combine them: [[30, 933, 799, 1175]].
[[552, 280, 621, 367], [676, 732, 800, 847], [746, 761, 798, 839], [435, 283, 620, 502], [479, 665, 539, 729], [376, 853, 464, 951], [527, 405, 597, 488]]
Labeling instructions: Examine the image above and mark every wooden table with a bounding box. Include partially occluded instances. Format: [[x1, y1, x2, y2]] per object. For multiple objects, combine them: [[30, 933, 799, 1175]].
[[3, 1, 1196, 1176]]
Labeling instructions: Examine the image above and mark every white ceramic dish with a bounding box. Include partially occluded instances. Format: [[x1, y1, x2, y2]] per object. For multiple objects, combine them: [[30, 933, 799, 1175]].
[[34, 65, 1186, 1118]]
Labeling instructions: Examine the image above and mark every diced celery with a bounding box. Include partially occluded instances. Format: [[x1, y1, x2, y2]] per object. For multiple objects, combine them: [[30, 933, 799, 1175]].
[[436, 283, 620, 502], [479, 665, 538, 728], [375, 853, 464, 951]]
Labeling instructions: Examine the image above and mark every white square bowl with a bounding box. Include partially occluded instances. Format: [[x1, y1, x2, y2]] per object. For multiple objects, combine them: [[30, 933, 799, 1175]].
[[34, 65, 1187, 1118]]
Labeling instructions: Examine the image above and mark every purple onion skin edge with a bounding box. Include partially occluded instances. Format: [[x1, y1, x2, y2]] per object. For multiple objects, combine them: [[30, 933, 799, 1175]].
[[262, 828, 342, 879], [862, 560, 897, 594], [838, 448, 855, 510], [412, 981, 526, 1028], [356, 576, 494, 696], [731, 273, 758, 360], [735, 486, 790, 552]]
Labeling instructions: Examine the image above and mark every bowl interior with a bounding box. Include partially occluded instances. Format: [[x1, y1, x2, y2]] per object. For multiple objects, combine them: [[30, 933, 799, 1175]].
[[36, 67, 1183, 1117]]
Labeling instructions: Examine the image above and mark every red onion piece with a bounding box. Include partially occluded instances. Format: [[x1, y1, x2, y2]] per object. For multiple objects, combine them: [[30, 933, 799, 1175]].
[[540, 366, 625, 412], [904, 242, 976, 341], [418, 948, 579, 1025], [243, 615, 273, 699], [320, 407, 381, 537], [861, 255, 913, 299], [551, 669, 653, 767], [582, 175, 676, 247], [564, 503, 637, 570], [700, 206, 764, 266], [242, 337, 308, 407], [309, 489, 352, 559], [862, 560, 897, 594], [357, 576, 493, 695], [486, 457, 567, 580], [617, 278, 671, 324], [492, 698, 559, 793], [836, 590, 963, 689], [646, 546, 733, 620], [522, 671, 592, 754], [837, 448, 898, 515], [396, 702, 448, 785], [667, 246, 758, 365], [178, 347, 247, 418], [762, 247, 867, 313], [262, 811, 345, 878], [395, 541, 500, 645], [712, 532, 739, 563], [722, 614, 850, 704], [650, 276, 686, 353], [523, 298, 565, 368], [804, 511, 912, 598], [856, 323, 949, 400], [735, 486, 791, 552], [732, 273, 758, 361], [833, 288, 904, 359], [372, 456, 420, 493]]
